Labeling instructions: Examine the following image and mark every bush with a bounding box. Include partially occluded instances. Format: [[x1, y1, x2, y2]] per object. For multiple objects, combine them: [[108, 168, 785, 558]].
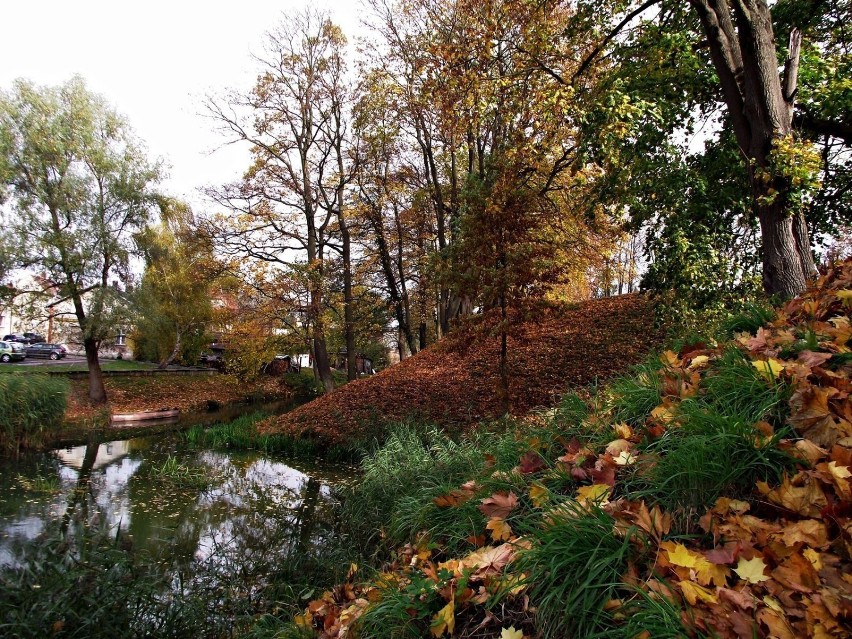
[[0, 374, 69, 452]]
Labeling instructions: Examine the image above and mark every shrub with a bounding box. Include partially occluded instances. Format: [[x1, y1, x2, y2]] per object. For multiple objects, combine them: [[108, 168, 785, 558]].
[[0, 374, 69, 452]]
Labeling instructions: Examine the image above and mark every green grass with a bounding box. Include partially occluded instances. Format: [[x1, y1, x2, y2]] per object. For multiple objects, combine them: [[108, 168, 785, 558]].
[[514, 503, 646, 639], [0, 359, 158, 374], [0, 374, 69, 452], [185, 411, 363, 462], [137, 455, 218, 490]]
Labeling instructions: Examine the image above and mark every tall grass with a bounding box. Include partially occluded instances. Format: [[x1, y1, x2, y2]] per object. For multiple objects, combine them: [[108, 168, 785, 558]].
[[185, 411, 363, 462], [0, 374, 69, 452], [515, 504, 646, 639]]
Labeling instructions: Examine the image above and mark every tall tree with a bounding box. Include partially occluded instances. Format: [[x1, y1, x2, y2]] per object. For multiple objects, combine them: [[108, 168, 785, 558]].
[[0, 77, 160, 404], [206, 10, 349, 392]]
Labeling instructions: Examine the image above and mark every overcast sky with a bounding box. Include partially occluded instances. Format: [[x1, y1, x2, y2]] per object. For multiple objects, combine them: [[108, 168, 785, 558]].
[[0, 0, 363, 208]]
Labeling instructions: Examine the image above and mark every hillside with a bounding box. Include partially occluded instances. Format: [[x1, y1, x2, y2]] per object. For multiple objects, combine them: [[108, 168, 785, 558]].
[[263, 294, 662, 444]]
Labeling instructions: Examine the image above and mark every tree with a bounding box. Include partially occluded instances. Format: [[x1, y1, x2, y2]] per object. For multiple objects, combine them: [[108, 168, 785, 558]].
[[0, 77, 160, 404], [205, 10, 350, 392], [134, 201, 217, 369]]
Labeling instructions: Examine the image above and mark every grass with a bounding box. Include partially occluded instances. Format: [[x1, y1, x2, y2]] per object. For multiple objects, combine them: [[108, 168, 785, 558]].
[[185, 411, 364, 462], [137, 455, 218, 490], [0, 374, 69, 452], [0, 359, 158, 374], [514, 503, 646, 639]]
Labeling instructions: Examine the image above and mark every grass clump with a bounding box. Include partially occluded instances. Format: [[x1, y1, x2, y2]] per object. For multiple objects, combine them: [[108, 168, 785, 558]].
[[0, 374, 69, 452], [515, 503, 645, 639], [137, 455, 217, 490]]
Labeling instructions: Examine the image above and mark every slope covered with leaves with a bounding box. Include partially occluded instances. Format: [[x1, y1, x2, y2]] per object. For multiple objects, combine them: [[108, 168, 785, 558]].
[[286, 260, 852, 639], [264, 294, 660, 444]]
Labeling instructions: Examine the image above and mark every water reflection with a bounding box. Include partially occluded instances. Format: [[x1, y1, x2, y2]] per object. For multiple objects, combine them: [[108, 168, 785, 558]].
[[0, 432, 354, 570]]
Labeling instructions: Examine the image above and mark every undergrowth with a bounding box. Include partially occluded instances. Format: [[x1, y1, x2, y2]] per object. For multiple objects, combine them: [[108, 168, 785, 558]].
[[0, 374, 69, 453]]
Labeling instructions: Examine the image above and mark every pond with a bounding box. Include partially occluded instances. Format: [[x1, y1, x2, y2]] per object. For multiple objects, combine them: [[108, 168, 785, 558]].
[[0, 423, 361, 636]]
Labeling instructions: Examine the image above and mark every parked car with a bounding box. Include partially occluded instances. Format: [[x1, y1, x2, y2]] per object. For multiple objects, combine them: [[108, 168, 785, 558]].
[[2, 334, 31, 344], [25, 343, 67, 360], [23, 332, 46, 344], [0, 340, 27, 363]]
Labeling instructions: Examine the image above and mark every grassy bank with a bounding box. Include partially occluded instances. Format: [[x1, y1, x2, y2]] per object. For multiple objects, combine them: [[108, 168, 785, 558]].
[[0, 374, 69, 452], [283, 263, 852, 639]]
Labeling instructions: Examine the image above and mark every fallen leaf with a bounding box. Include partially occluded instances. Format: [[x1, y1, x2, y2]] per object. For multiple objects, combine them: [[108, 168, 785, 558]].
[[575, 483, 610, 504], [752, 358, 785, 380], [486, 517, 513, 542], [528, 483, 550, 508], [430, 598, 455, 637], [500, 627, 523, 639], [734, 556, 770, 584], [677, 580, 718, 605], [478, 492, 519, 519]]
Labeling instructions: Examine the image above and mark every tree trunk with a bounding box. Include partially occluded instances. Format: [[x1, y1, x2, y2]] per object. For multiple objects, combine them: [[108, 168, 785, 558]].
[[691, 0, 815, 299], [160, 328, 182, 370], [83, 337, 106, 405], [757, 203, 811, 299]]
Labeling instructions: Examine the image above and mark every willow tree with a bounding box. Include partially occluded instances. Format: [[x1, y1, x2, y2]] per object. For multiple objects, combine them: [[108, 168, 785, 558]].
[[0, 77, 160, 404]]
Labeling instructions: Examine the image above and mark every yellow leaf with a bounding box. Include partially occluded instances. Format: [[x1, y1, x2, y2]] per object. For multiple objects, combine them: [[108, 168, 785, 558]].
[[663, 542, 701, 569], [486, 517, 514, 542], [677, 580, 718, 605], [763, 596, 783, 613], [751, 358, 784, 380], [836, 289, 852, 308], [501, 627, 524, 639], [687, 355, 709, 370], [828, 461, 851, 479], [529, 483, 550, 508], [734, 556, 770, 584], [294, 612, 312, 628], [613, 423, 633, 439], [650, 403, 676, 423], [431, 599, 455, 637], [803, 548, 823, 571], [576, 484, 610, 504]]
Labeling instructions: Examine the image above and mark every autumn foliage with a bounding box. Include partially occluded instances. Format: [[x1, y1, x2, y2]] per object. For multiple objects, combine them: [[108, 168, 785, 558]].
[[290, 260, 852, 639], [262, 294, 661, 444]]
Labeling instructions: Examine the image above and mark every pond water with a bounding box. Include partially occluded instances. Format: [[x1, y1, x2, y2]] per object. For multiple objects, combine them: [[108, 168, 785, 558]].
[[0, 427, 359, 572]]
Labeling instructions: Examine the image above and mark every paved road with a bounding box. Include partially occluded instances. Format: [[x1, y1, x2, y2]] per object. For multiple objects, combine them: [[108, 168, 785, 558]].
[[11, 354, 87, 366]]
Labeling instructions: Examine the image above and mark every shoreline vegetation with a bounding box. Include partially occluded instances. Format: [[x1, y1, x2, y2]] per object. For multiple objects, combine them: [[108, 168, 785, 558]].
[[0, 370, 320, 453], [1, 263, 850, 638]]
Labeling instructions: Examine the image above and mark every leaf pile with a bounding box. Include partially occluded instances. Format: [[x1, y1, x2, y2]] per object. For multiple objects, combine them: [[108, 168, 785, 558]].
[[64, 374, 291, 422], [290, 260, 852, 639], [264, 294, 661, 444]]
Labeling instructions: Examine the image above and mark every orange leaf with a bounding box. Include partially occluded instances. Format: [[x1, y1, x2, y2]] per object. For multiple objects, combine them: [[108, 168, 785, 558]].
[[478, 492, 519, 519], [486, 517, 513, 542]]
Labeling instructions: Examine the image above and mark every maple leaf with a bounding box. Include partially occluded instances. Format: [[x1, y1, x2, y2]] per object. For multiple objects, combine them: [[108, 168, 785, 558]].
[[518, 450, 546, 474], [836, 289, 852, 308], [528, 483, 550, 508], [797, 350, 833, 369], [734, 556, 769, 584], [575, 483, 610, 504], [430, 599, 455, 637], [486, 517, 513, 542], [662, 542, 701, 569], [500, 627, 524, 639], [478, 492, 519, 519], [459, 544, 515, 580], [677, 580, 718, 605], [756, 474, 828, 517], [605, 438, 632, 457], [751, 358, 785, 380], [612, 423, 633, 439]]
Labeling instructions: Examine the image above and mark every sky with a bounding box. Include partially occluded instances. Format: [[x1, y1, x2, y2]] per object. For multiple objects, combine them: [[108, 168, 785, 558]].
[[0, 0, 363, 208]]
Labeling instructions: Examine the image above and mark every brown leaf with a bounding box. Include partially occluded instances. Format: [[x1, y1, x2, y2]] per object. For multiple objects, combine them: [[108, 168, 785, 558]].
[[478, 492, 519, 519], [757, 474, 828, 517]]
